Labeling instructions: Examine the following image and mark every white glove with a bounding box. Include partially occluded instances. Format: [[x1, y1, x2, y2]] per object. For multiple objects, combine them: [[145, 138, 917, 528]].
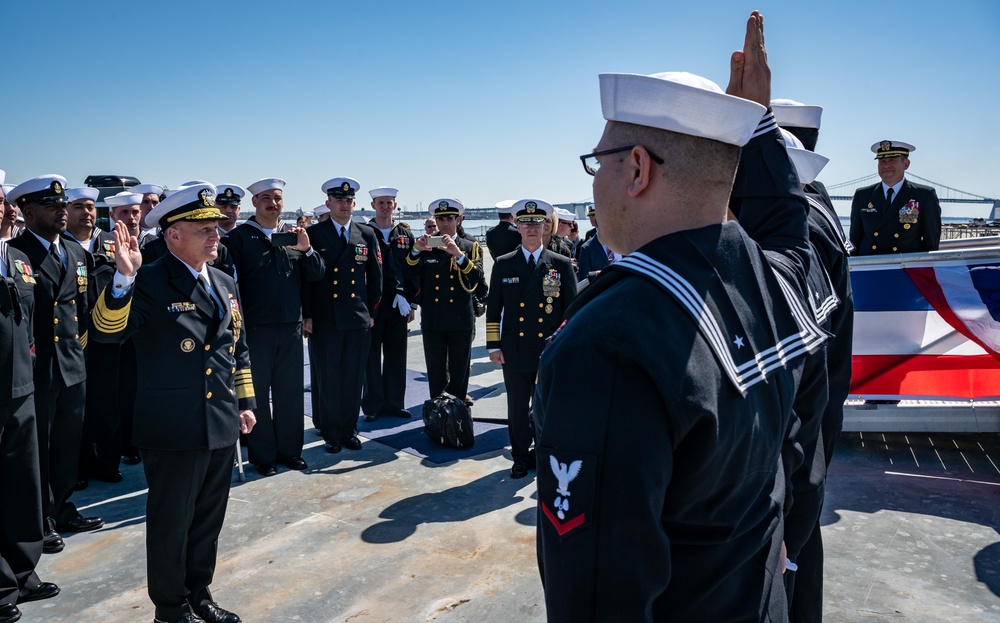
[[392, 293, 412, 316]]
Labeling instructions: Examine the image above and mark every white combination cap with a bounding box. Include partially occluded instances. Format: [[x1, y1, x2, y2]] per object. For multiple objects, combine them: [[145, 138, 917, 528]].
[[247, 178, 286, 196], [215, 184, 245, 205], [871, 140, 916, 160], [66, 187, 101, 202], [770, 99, 823, 130], [555, 208, 575, 221], [429, 198, 464, 217], [779, 128, 829, 184], [512, 199, 553, 223], [599, 71, 766, 147], [494, 199, 516, 215], [105, 192, 145, 208], [146, 183, 224, 230], [132, 183, 165, 196], [322, 177, 359, 198], [6, 175, 68, 206], [369, 186, 398, 199]]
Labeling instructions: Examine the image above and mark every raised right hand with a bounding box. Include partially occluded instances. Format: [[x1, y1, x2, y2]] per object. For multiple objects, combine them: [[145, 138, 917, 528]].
[[113, 220, 142, 277]]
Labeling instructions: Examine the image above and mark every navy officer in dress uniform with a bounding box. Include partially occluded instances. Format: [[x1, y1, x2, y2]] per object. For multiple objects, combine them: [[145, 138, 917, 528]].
[[214, 183, 243, 236], [303, 177, 382, 454], [534, 12, 823, 622], [7, 175, 104, 555], [849, 140, 942, 255], [484, 199, 520, 260], [486, 199, 576, 479], [0, 237, 62, 622], [91, 183, 256, 623], [361, 186, 416, 422], [223, 178, 323, 476], [404, 199, 484, 404]]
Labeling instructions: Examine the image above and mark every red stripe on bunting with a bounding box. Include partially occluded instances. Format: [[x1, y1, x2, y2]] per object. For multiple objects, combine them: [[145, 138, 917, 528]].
[[851, 354, 1000, 399]]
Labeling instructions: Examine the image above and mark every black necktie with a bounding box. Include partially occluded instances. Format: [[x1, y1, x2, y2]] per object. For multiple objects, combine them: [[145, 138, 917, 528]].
[[49, 244, 65, 276], [527, 254, 536, 272], [886, 187, 894, 206], [198, 275, 221, 318], [340, 226, 348, 246]]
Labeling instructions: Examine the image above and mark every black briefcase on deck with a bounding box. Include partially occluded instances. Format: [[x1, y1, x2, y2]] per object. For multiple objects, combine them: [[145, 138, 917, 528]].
[[422, 392, 475, 449]]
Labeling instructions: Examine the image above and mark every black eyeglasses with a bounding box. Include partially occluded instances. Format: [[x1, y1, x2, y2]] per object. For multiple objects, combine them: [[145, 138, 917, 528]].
[[579, 145, 664, 176]]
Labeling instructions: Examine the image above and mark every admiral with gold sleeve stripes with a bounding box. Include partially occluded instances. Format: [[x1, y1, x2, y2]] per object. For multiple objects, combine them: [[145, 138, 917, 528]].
[[91, 251, 255, 451]]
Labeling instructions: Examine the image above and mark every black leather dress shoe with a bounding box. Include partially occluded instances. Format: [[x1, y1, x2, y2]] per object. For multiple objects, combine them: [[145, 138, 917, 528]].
[[510, 462, 529, 479], [388, 408, 412, 419], [154, 613, 205, 623], [343, 436, 362, 451], [0, 603, 21, 623], [362, 413, 377, 422], [93, 470, 124, 483], [254, 463, 277, 477], [121, 454, 141, 465], [57, 515, 104, 533], [195, 601, 241, 623], [42, 530, 64, 554], [18, 581, 60, 603], [324, 441, 342, 454], [285, 456, 307, 470]]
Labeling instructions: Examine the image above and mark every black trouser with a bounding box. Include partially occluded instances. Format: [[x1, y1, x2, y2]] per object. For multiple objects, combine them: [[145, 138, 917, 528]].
[[119, 339, 139, 459], [141, 446, 233, 622], [312, 327, 370, 443], [33, 381, 85, 526], [362, 306, 408, 415], [245, 323, 305, 466], [502, 366, 536, 463], [0, 396, 43, 606], [307, 337, 321, 431], [784, 485, 826, 622], [78, 340, 122, 479], [421, 328, 473, 401]]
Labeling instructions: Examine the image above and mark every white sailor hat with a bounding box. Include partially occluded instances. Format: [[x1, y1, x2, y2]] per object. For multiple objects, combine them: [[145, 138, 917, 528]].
[[779, 128, 829, 185], [105, 191, 144, 208], [313, 205, 330, 218], [132, 183, 165, 197], [1, 183, 14, 196], [555, 208, 575, 222], [65, 187, 101, 203], [512, 199, 553, 223], [871, 140, 915, 160], [6, 175, 68, 207], [146, 183, 225, 230], [247, 178, 286, 196], [369, 186, 398, 199], [494, 199, 516, 215], [322, 177, 359, 198], [770, 99, 823, 130], [0, 169, 4, 186], [599, 72, 766, 147], [429, 198, 464, 217], [180, 180, 211, 187], [215, 184, 245, 205]]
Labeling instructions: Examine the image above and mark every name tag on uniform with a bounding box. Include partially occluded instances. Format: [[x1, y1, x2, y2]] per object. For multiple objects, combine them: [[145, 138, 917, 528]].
[[168, 302, 197, 313], [502, 277, 520, 284], [426, 258, 439, 264]]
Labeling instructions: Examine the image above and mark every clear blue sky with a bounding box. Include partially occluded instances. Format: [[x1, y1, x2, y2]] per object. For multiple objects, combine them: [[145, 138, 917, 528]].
[[4, 1, 998, 218]]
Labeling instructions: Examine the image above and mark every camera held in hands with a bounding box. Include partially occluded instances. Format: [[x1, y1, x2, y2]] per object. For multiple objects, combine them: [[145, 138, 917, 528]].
[[427, 235, 445, 248]]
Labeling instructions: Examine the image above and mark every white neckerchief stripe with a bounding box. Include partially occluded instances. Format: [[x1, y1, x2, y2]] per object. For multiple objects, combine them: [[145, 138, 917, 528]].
[[246, 218, 286, 237], [619, 250, 825, 395], [806, 195, 853, 254], [620, 253, 746, 392], [751, 110, 777, 140]]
